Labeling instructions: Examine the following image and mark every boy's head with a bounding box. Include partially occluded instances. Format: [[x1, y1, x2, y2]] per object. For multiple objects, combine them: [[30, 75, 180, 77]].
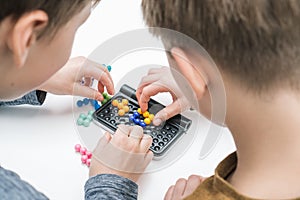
[[0, 0, 99, 100], [142, 0, 300, 120]]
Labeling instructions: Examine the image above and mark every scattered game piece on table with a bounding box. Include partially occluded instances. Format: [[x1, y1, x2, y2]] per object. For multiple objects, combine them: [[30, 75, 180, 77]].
[[92, 84, 192, 158], [77, 110, 94, 127], [74, 144, 92, 167]]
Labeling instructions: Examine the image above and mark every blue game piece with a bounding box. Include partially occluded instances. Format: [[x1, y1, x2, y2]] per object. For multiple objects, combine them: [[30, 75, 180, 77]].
[[107, 65, 112, 72], [133, 111, 140, 118], [94, 101, 101, 110], [134, 118, 140, 125], [139, 121, 146, 127], [83, 98, 90, 105], [90, 99, 96, 106], [129, 115, 135, 122], [76, 100, 83, 107]]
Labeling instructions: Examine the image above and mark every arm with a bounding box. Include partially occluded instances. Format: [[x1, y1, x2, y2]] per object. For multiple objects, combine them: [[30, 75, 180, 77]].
[[85, 174, 138, 200], [0, 167, 48, 200], [0, 90, 47, 106]]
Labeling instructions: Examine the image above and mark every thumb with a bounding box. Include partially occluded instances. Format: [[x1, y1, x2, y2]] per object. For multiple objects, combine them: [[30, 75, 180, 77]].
[[153, 100, 182, 126]]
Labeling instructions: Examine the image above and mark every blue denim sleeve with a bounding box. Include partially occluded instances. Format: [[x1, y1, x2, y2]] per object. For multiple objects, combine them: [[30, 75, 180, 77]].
[[85, 174, 138, 200], [0, 167, 48, 200], [0, 90, 47, 106]]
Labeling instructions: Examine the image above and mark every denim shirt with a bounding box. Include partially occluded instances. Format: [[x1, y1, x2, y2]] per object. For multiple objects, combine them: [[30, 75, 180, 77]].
[[0, 91, 138, 200]]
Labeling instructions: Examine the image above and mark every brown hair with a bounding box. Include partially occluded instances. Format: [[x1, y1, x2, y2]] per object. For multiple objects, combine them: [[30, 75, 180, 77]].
[[0, 0, 100, 39], [142, 0, 300, 92]]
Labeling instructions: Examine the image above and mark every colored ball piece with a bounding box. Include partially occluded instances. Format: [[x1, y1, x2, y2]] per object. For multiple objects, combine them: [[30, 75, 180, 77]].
[[123, 106, 129, 113], [79, 113, 86, 119], [107, 65, 112, 72], [88, 110, 94, 116], [75, 144, 81, 152], [94, 101, 101, 110], [80, 147, 87, 155], [86, 151, 92, 159], [144, 118, 151, 125], [134, 118, 141, 125], [137, 108, 142, 114], [102, 92, 108, 99], [139, 121, 146, 127], [133, 111, 140, 118], [129, 114, 135, 122], [122, 99, 129, 105], [118, 109, 125, 116], [86, 115, 93, 121], [86, 159, 91, 167], [117, 103, 124, 109], [81, 155, 88, 164], [83, 119, 91, 127], [76, 100, 83, 107], [90, 99, 96, 106], [112, 99, 119, 107], [77, 117, 84, 126], [143, 111, 150, 118], [149, 114, 155, 121], [101, 99, 108, 105], [83, 98, 90, 105]]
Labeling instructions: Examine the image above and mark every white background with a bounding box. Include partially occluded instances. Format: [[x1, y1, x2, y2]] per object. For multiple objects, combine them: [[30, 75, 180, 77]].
[[0, 0, 236, 199]]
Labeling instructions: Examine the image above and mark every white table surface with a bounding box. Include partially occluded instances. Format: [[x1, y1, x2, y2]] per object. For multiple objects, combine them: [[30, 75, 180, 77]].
[[0, 0, 236, 199]]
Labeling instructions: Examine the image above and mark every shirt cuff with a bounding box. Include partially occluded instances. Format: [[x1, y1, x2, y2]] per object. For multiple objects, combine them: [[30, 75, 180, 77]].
[[84, 174, 138, 200]]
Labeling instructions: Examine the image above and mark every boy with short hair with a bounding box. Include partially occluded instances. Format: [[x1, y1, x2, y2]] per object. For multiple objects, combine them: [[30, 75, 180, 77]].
[[138, 0, 300, 199], [0, 0, 152, 199]]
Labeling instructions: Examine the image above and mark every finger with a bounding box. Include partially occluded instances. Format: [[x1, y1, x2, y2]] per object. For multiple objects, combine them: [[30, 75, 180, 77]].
[[147, 67, 164, 75], [139, 134, 153, 152], [139, 84, 171, 112], [143, 150, 153, 168], [152, 100, 182, 126], [137, 74, 160, 90], [81, 64, 115, 95], [172, 178, 187, 199], [73, 83, 103, 101], [128, 126, 144, 146], [164, 185, 175, 200], [114, 124, 131, 138], [182, 175, 203, 198], [97, 82, 104, 94], [92, 132, 112, 155]]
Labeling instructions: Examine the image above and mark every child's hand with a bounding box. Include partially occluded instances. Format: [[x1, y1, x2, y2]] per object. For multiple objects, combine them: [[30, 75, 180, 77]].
[[89, 125, 153, 182], [136, 67, 191, 126], [39, 57, 114, 101], [164, 175, 205, 200]]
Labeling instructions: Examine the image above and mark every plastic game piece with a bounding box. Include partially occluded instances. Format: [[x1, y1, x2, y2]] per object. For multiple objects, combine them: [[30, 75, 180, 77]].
[[83, 98, 90, 105], [102, 92, 108, 99], [80, 147, 87, 155], [90, 99, 96, 106], [94, 101, 101, 110], [122, 99, 129, 105], [123, 105, 129, 113], [86, 159, 91, 167], [76, 100, 83, 107], [149, 114, 155, 121], [137, 108, 142, 114], [133, 111, 140, 118], [143, 111, 150, 118], [75, 144, 81, 152], [129, 115, 135, 121], [86, 151, 92, 159], [118, 109, 125, 116], [107, 65, 112, 72], [79, 113, 86, 119], [144, 118, 151, 125], [88, 110, 94, 116], [101, 99, 108, 105], [139, 121, 146, 127], [83, 119, 90, 127], [112, 99, 118, 107], [81, 155, 88, 164], [134, 118, 140, 125], [77, 118, 84, 126], [117, 103, 123, 109], [86, 115, 93, 121]]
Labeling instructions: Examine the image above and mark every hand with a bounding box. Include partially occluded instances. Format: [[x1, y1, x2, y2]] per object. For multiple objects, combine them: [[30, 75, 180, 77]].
[[136, 67, 191, 126], [38, 56, 114, 101], [164, 175, 206, 200], [89, 125, 153, 182]]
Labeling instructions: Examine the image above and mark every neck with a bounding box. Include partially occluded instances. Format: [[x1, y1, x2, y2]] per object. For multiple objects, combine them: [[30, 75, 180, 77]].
[[226, 87, 300, 199]]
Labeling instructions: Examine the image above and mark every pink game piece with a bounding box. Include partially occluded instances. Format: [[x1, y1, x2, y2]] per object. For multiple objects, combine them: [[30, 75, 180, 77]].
[[80, 147, 87, 155], [81, 155, 88, 164], [86, 159, 91, 167], [75, 144, 81, 152], [86, 151, 92, 159]]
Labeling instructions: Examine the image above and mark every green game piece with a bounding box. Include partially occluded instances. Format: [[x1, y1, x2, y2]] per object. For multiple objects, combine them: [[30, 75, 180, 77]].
[[101, 99, 107, 105], [102, 92, 108, 99], [88, 110, 94, 116], [86, 115, 93, 121], [79, 113, 86, 119], [77, 117, 84, 126], [83, 119, 90, 127]]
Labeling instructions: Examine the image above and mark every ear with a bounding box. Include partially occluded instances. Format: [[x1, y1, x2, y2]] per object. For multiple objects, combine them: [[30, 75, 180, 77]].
[[7, 10, 48, 68], [171, 47, 207, 100]]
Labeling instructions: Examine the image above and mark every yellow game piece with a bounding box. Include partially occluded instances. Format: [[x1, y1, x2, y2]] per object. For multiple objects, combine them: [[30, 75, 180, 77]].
[[144, 118, 151, 125], [137, 108, 142, 114], [117, 103, 124, 109], [123, 105, 129, 113], [112, 99, 118, 107], [143, 111, 150, 118], [122, 99, 129, 105], [149, 114, 154, 121], [118, 109, 125, 116]]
